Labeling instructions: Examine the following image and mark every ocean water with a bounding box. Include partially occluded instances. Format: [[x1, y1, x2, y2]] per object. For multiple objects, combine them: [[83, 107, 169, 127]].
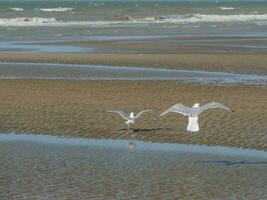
[[0, 0, 267, 41]]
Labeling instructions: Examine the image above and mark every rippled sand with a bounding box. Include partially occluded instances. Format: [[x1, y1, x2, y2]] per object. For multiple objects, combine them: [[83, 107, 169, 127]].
[[0, 80, 266, 150], [1, 139, 267, 200]]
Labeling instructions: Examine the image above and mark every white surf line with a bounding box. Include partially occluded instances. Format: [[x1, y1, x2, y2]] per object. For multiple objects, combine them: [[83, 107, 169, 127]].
[[0, 133, 266, 159], [1, 14, 267, 27]]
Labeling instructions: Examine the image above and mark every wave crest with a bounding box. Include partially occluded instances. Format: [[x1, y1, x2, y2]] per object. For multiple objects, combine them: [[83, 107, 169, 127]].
[[39, 7, 73, 12], [220, 7, 235, 10], [154, 14, 267, 23], [9, 8, 24, 11], [1, 14, 267, 27], [0, 17, 58, 26]]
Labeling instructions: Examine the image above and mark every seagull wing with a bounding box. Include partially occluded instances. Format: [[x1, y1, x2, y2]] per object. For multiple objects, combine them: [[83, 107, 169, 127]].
[[160, 103, 192, 117], [197, 102, 231, 115], [108, 111, 129, 120], [135, 109, 153, 119]]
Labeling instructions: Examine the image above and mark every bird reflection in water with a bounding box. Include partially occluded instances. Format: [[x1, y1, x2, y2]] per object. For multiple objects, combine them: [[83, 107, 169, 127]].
[[127, 140, 136, 150]]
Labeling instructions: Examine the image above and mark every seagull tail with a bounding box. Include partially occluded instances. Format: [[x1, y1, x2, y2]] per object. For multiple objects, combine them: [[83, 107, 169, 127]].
[[187, 117, 199, 132]]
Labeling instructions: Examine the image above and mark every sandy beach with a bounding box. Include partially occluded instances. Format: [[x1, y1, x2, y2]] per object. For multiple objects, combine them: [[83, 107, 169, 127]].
[[1, 0, 267, 198], [0, 79, 266, 150]]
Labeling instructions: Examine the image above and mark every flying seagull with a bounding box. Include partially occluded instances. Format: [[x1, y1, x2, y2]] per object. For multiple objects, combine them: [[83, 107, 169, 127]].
[[108, 110, 153, 132], [160, 102, 231, 132]]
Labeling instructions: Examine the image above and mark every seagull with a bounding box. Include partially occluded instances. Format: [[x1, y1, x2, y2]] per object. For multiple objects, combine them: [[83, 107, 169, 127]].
[[160, 102, 231, 132], [108, 110, 153, 132]]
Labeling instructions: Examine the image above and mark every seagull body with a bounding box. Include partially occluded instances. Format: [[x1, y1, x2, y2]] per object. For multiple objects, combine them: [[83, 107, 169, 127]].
[[125, 112, 135, 127], [160, 102, 231, 132], [109, 110, 153, 131]]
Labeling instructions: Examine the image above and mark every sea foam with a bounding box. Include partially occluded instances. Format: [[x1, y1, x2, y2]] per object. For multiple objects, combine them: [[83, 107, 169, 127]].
[[126, 14, 267, 23], [0, 17, 58, 26], [220, 7, 235, 10], [39, 7, 73, 12], [9, 8, 24, 11], [180, 14, 267, 23], [1, 14, 267, 27]]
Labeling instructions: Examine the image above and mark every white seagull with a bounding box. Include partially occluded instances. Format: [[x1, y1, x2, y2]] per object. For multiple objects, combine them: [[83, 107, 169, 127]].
[[108, 110, 153, 132], [160, 102, 231, 132]]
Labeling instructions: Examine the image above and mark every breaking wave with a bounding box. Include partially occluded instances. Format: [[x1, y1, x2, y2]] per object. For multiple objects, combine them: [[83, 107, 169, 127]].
[[9, 8, 24, 11], [39, 7, 73, 12], [0, 17, 58, 26], [220, 7, 235, 10], [1, 14, 267, 27], [152, 14, 267, 24]]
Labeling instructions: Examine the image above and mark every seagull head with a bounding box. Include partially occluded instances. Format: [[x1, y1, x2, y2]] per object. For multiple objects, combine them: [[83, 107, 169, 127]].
[[129, 112, 135, 118], [193, 103, 200, 108]]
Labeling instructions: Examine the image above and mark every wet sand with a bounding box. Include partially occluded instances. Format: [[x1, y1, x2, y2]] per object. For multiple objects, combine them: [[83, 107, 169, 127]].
[[43, 35, 267, 54], [1, 138, 267, 200], [1, 35, 267, 76], [0, 79, 266, 150], [1, 53, 267, 76], [0, 62, 267, 85]]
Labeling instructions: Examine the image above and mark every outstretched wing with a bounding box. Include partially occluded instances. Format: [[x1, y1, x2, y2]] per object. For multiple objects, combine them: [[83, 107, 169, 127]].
[[197, 102, 231, 115], [160, 103, 192, 117], [135, 109, 153, 119], [108, 111, 129, 120]]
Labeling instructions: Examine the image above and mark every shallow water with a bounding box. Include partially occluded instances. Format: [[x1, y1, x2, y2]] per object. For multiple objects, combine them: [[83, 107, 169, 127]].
[[1, 133, 267, 158], [0, 41, 92, 53], [0, 133, 267, 199], [0, 62, 267, 85]]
